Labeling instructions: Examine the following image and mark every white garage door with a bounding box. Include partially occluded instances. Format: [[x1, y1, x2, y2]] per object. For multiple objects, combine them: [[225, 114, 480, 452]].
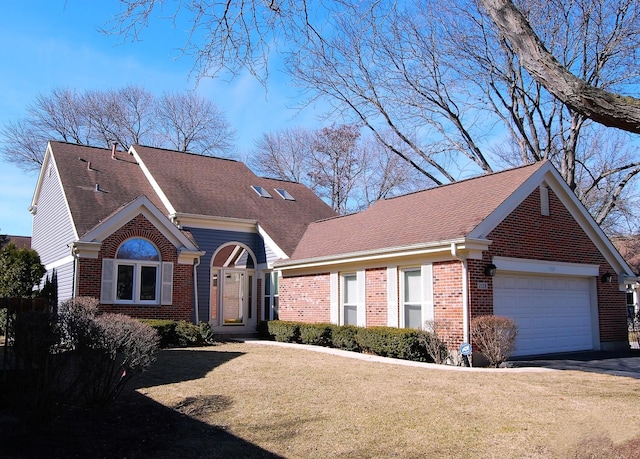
[[493, 274, 594, 357]]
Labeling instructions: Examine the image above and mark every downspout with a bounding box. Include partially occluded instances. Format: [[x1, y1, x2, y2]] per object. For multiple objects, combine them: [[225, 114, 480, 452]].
[[451, 243, 470, 344], [193, 257, 200, 324]]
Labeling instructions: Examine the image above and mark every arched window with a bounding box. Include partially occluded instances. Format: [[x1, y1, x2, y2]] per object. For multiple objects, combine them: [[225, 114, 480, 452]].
[[114, 238, 161, 303]]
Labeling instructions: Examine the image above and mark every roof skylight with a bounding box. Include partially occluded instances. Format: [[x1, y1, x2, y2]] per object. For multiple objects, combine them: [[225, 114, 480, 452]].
[[274, 188, 295, 201], [251, 185, 272, 198]]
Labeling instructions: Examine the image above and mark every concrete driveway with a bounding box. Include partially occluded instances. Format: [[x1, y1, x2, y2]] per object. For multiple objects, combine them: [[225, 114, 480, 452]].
[[510, 349, 640, 379]]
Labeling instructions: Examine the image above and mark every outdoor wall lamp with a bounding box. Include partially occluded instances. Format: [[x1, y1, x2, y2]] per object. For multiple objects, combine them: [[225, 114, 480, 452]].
[[484, 263, 497, 277], [601, 272, 614, 283]]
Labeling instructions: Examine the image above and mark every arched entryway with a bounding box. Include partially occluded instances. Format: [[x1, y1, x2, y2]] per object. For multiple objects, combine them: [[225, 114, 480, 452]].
[[210, 243, 257, 327]]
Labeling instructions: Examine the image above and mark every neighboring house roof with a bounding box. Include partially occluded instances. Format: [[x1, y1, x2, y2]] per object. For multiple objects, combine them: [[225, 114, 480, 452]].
[[34, 141, 336, 257], [287, 161, 548, 262], [131, 145, 337, 256], [612, 236, 640, 275], [4, 236, 31, 249]]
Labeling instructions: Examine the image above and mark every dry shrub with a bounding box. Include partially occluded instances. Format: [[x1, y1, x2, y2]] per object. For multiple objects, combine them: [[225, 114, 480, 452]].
[[470, 315, 517, 367]]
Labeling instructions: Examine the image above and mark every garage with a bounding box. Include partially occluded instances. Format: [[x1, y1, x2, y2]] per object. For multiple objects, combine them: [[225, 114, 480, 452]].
[[493, 273, 596, 357]]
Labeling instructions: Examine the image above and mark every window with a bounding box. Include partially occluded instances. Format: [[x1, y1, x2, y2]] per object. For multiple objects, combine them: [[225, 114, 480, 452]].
[[251, 185, 272, 198], [402, 269, 422, 329], [263, 271, 279, 321], [102, 238, 162, 304], [274, 188, 295, 201], [342, 273, 358, 325]]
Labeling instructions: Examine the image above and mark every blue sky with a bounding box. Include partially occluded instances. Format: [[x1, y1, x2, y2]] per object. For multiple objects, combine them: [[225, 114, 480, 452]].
[[0, 1, 325, 237]]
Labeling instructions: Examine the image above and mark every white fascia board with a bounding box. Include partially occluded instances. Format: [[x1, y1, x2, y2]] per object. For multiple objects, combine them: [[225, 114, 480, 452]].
[[171, 213, 258, 232], [30, 142, 52, 208], [276, 238, 491, 272], [469, 162, 554, 239], [493, 256, 599, 277], [129, 146, 176, 215], [81, 196, 199, 252], [470, 162, 636, 280], [257, 224, 288, 262], [32, 143, 79, 240]]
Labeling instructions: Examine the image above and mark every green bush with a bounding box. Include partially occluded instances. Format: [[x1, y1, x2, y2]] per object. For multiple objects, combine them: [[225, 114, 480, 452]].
[[267, 320, 300, 343], [175, 321, 204, 346], [330, 324, 360, 352], [299, 323, 332, 346], [139, 319, 177, 348], [356, 327, 429, 361]]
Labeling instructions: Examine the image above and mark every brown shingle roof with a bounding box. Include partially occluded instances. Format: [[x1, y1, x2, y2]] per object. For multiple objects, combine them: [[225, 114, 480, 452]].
[[51, 142, 167, 237], [288, 161, 547, 261], [130, 146, 337, 255]]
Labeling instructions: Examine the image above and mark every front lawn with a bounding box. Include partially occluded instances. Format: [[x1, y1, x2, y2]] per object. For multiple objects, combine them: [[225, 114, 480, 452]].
[[3, 342, 640, 458]]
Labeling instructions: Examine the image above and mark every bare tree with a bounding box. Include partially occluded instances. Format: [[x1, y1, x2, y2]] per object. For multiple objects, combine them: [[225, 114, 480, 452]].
[[108, 0, 640, 232], [157, 92, 235, 155], [249, 127, 315, 183], [1, 86, 236, 171], [250, 124, 422, 214]]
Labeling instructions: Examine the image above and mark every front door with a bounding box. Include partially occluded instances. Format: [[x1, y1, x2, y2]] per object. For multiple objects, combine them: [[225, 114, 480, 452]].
[[222, 270, 245, 325]]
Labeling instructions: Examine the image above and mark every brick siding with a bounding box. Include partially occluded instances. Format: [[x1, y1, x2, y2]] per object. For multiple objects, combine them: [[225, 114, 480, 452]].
[[76, 213, 193, 322], [279, 273, 331, 323]]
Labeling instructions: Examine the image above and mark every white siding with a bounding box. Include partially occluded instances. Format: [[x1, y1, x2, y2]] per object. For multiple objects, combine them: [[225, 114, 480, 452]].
[[55, 261, 75, 303], [32, 162, 77, 268]]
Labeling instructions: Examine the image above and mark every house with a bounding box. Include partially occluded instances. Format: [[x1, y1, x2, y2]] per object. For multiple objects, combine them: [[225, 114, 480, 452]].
[[3, 235, 32, 250], [275, 161, 636, 357], [30, 141, 337, 335], [612, 236, 640, 318]]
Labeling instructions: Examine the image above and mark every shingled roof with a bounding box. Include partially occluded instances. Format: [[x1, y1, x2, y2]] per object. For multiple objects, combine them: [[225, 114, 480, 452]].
[[46, 142, 336, 256], [286, 161, 548, 262], [49, 142, 166, 237], [131, 145, 337, 255]]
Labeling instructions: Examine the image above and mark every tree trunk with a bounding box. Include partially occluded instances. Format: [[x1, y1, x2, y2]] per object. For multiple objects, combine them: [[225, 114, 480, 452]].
[[479, 0, 640, 134]]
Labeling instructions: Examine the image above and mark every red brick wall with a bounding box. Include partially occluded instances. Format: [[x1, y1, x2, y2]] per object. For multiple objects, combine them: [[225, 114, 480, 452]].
[[279, 273, 331, 323], [365, 268, 387, 326], [433, 261, 464, 349], [473, 187, 627, 346], [76, 213, 193, 322]]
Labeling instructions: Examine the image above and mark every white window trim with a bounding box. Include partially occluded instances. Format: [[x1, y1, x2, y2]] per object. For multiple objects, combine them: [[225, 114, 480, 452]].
[[339, 270, 366, 326], [399, 264, 434, 330], [101, 258, 173, 305]]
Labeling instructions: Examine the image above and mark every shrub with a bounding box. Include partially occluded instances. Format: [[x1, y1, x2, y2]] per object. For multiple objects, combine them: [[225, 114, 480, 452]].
[[175, 320, 204, 347], [75, 313, 159, 407], [267, 320, 300, 343], [470, 315, 518, 367], [330, 324, 360, 352], [419, 321, 451, 364], [299, 323, 332, 346], [139, 319, 177, 348], [356, 327, 429, 361]]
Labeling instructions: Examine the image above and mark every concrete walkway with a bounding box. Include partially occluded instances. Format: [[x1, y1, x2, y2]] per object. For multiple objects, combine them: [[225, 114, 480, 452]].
[[242, 340, 640, 378], [242, 339, 554, 373]]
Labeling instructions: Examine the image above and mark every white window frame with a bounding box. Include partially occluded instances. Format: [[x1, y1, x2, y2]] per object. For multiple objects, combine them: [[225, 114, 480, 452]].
[[399, 264, 434, 330], [115, 261, 161, 304], [340, 271, 365, 326], [263, 270, 279, 321]]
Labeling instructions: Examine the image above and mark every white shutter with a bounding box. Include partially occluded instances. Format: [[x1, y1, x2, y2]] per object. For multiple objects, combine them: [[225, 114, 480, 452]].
[[421, 264, 434, 324], [330, 272, 339, 324], [161, 262, 174, 305], [100, 258, 115, 303], [387, 266, 399, 327], [356, 270, 366, 327]]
